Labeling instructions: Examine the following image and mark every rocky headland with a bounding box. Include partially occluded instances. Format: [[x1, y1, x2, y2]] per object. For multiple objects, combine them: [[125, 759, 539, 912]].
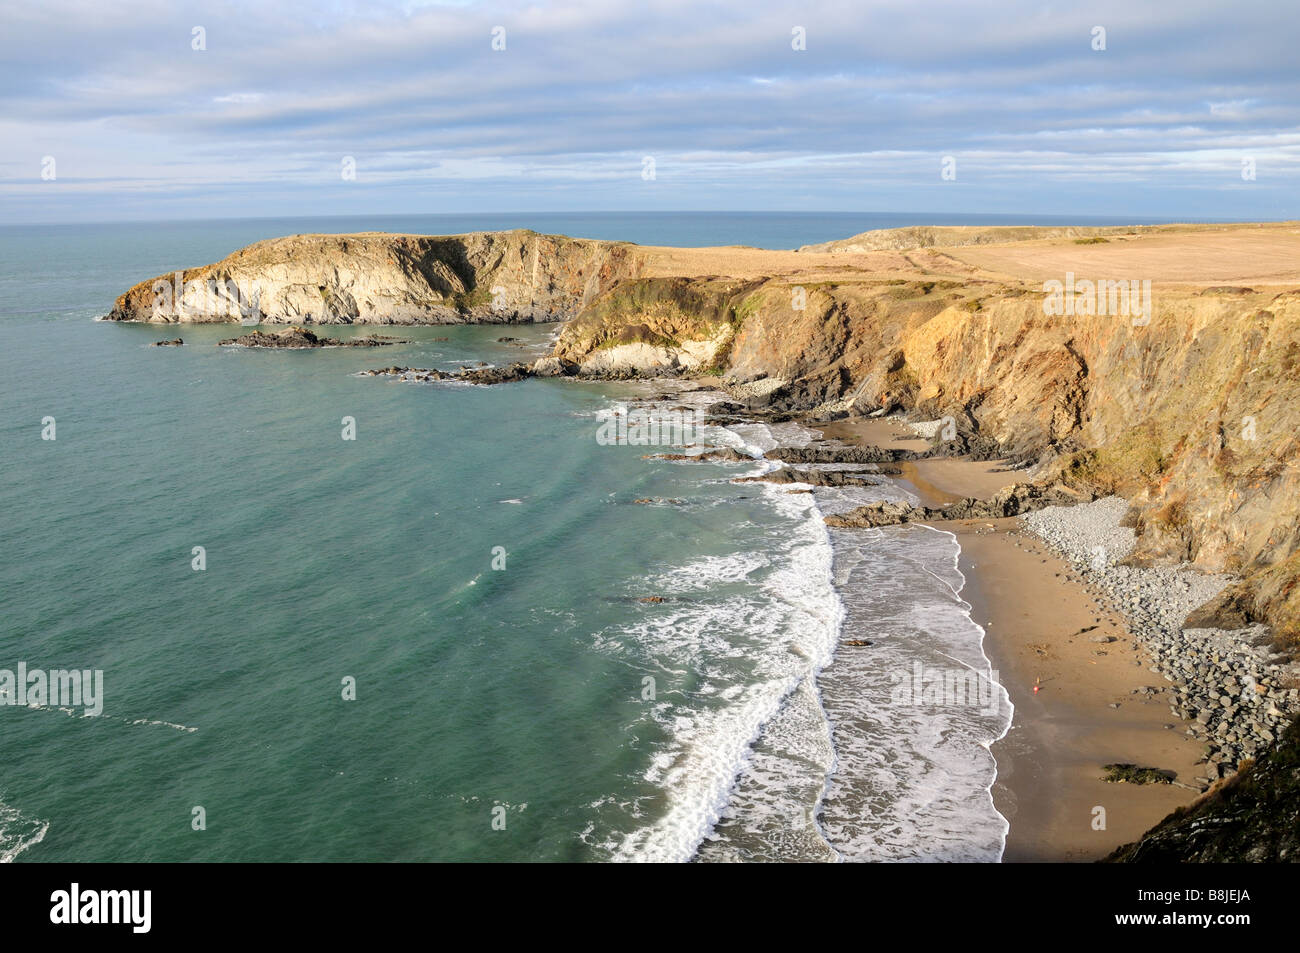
[[107, 230, 643, 325]]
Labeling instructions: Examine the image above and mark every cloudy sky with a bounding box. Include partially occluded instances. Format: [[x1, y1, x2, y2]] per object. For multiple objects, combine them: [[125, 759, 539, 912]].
[[2, 0, 1297, 223]]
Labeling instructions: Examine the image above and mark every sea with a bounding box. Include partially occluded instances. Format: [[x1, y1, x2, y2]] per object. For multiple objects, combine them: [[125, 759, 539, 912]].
[[0, 211, 1172, 862]]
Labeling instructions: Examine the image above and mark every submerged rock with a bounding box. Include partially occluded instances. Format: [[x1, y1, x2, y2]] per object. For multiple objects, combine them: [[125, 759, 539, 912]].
[[365, 362, 532, 385], [735, 468, 886, 488]]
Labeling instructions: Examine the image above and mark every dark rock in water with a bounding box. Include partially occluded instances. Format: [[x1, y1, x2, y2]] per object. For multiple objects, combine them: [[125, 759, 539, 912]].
[[219, 327, 409, 348], [348, 334, 411, 346], [648, 448, 755, 463], [364, 362, 533, 385], [151, 338, 184, 347], [734, 468, 885, 488], [768, 444, 919, 465], [825, 500, 915, 528], [708, 401, 749, 416], [825, 482, 1090, 528], [459, 362, 532, 385], [496, 336, 520, 343], [1106, 714, 1300, 862]]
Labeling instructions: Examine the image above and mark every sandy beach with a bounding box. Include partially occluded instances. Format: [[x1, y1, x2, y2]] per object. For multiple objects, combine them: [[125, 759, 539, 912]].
[[816, 416, 1204, 861]]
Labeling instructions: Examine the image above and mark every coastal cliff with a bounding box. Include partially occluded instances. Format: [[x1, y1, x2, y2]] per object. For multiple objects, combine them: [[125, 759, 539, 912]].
[[106, 230, 643, 324]]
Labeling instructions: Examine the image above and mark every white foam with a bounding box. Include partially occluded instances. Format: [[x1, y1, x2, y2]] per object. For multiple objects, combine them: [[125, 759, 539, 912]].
[[592, 416, 847, 863], [14, 703, 197, 733], [816, 521, 1013, 861], [587, 409, 1013, 863], [643, 552, 769, 591], [0, 799, 48, 863]]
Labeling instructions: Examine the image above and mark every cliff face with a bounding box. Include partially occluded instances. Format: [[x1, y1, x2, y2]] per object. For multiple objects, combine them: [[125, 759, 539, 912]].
[[106, 231, 643, 324], [547, 247, 1300, 648]]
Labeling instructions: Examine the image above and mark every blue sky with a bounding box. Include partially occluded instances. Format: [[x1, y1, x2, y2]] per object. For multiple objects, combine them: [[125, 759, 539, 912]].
[[2, 0, 1297, 223]]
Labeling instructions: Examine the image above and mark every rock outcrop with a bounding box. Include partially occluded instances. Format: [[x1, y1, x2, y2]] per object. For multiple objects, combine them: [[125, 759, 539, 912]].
[[824, 482, 1090, 528], [363, 362, 534, 386]]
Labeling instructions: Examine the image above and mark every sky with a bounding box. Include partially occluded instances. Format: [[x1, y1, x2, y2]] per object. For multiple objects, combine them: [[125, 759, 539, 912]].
[[1, 0, 1297, 223]]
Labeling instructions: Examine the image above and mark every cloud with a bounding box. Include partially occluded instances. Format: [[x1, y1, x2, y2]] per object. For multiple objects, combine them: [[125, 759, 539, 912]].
[[1, 0, 1297, 221]]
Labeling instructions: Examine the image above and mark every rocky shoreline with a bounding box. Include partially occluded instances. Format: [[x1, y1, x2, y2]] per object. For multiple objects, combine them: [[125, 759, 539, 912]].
[[359, 336, 1300, 794], [644, 396, 1300, 792], [824, 481, 1091, 528], [1019, 497, 1300, 781], [112, 225, 1300, 658]]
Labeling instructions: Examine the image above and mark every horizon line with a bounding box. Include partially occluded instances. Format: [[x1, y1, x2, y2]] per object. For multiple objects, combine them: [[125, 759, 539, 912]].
[[0, 209, 1263, 230]]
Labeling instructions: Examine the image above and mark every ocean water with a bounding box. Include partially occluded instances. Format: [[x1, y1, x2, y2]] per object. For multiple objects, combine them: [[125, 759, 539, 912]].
[[0, 211, 1071, 862]]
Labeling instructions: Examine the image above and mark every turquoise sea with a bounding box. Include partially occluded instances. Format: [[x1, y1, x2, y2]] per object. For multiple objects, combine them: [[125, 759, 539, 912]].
[[0, 211, 1170, 862]]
